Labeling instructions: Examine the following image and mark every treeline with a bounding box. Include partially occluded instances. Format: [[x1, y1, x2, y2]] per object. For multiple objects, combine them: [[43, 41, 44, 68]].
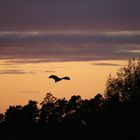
[[0, 58, 140, 139]]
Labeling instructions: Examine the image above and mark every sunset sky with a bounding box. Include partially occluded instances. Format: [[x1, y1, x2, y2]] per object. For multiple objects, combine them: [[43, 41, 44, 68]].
[[0, 0, 140, 112]]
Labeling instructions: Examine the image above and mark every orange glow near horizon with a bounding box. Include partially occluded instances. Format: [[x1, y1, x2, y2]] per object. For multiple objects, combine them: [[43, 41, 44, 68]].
[[0, 60, 127, 113]]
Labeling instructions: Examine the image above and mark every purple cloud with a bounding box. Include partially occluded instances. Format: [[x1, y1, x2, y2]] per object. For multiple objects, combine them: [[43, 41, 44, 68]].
[[0, 31, 140, 63]]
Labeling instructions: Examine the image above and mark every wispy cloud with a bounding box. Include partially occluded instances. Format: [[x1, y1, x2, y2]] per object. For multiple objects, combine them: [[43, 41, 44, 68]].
[[0, 31, 140, 44], [92, 62, 122, 66], [45, 70, 55, 73], [0, 70, 34, 74], [21, 90, 40, 94]]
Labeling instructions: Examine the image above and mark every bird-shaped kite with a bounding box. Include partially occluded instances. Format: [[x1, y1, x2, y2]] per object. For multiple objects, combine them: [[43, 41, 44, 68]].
[[49, 75, 70, 82]]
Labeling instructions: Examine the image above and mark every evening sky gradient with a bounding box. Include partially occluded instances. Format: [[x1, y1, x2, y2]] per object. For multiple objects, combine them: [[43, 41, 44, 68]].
[[0, 1, 140, 112]]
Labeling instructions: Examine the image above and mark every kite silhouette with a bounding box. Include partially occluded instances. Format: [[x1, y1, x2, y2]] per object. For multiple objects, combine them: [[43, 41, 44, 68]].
[[49, 75, 70, 82]]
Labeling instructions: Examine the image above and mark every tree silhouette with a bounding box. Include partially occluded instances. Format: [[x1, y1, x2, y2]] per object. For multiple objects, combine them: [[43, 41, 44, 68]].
[[22, 100, 38, 126], [105, 58, 140, 102], [103, 58, 140, 139], [0, 113, 4, 122], [40, 93, 57, 105], [40, 93, 57, 126], [5, 105, 23, 127]]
